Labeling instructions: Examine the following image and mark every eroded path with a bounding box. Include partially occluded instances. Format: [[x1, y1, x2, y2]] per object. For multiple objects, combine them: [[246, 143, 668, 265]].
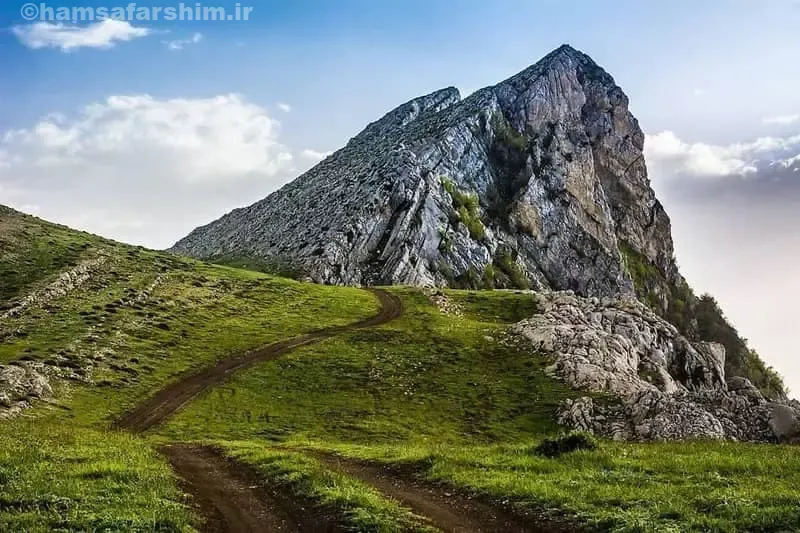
[[116, 289, 402, 432]]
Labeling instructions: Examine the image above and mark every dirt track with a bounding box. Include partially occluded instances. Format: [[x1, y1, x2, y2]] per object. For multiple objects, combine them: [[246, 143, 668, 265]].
[[160, 444, 343, 533], [117, 289, 564, 532], [115, 289, 402, 433]]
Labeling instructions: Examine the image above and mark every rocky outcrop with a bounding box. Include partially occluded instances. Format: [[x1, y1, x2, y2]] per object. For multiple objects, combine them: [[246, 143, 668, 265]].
[[511, 292, 725, 396], [512, 291, 800, 442], [172, 45, 679, 302], [1, 257, 107, 320], [0, 363, 54, 419]]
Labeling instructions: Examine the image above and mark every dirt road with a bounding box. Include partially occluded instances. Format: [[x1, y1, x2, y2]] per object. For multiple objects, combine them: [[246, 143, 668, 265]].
[[160, 444, 343, 533], [118, 289, 562, 532], [115, 289, 402, 433]]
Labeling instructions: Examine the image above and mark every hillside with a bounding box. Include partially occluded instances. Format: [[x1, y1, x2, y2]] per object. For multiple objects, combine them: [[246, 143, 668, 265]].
[[1, 205, 799, 532]]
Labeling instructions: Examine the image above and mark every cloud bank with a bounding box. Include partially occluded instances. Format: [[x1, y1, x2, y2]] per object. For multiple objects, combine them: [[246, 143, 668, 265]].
[[645, 128, 800, 395], [0, 94, 295, 247]]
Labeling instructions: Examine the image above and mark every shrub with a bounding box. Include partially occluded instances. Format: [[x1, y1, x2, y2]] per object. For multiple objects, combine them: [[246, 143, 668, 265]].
[[492, 247, 529, 290], [441, 178, 486, 242], [534, 432, 598, 458]]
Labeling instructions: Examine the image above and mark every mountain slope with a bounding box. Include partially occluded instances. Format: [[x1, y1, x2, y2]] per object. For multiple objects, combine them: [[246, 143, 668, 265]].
[[172, 45, 677, 298], [0, 204, 378, 420]]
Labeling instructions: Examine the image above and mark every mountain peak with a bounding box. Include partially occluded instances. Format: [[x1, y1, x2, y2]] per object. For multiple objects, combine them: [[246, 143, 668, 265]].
[[547, 43, 586, 60], [172, 45, 672, 299]]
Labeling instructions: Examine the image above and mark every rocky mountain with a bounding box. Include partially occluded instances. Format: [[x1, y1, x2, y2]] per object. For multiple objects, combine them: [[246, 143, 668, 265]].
[[172, 45, 677, 298], [172, 45, 785, 399]]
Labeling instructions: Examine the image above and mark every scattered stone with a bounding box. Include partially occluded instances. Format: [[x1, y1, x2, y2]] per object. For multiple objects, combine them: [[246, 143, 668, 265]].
[[424, 289, 463, 316]]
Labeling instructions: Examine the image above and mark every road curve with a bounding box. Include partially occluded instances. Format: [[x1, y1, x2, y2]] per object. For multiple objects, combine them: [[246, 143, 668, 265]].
[[115, 289, 402, 433]]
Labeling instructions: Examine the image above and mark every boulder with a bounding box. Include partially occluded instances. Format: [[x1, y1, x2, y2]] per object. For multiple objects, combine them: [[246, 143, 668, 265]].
[[769, 404, 800, 442]]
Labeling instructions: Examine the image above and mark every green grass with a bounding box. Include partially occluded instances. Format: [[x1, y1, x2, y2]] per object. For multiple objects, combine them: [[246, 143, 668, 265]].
[[0, 419, 191, 532], [158, 288, 571, 444], [0, 206, 98, 304], [309, 440, 800, 533]]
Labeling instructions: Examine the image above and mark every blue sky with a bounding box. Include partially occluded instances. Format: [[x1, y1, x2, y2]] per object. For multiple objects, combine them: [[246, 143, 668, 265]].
[[1, 0, 799, 392], [2, 1, 799, 145]]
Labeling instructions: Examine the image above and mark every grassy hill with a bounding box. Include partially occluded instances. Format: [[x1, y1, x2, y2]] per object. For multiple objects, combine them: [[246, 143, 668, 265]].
[[1, 206, 799, 533]]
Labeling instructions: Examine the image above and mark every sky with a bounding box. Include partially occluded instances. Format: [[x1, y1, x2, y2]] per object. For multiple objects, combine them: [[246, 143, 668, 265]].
[[1, 0, 799, 393]]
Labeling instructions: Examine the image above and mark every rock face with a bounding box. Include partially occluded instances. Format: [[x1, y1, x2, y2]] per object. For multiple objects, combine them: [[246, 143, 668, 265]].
[[512, 291, 800, 442], [172, 45, 678, 299]]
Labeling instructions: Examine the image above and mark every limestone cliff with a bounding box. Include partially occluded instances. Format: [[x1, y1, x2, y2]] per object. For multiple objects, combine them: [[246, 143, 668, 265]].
[[172, 45, 677, 300]]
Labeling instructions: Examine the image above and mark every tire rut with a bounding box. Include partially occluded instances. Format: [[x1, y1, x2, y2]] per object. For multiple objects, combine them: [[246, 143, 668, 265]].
[[160, 444, 342, 533], [313, 451, 571, 533]]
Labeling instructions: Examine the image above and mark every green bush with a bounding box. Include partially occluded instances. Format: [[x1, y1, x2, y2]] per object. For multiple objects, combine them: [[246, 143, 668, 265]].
[[492, 247, 529, 290], [534, 432, 598, 458], [441, 178, 486, 241]]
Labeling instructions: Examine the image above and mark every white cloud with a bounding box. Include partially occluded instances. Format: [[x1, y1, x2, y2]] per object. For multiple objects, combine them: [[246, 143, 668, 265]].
[[775, 153, 800, 169], [277, 102, 292, 113], [300, 149, 332, 161], [645, 131, 756, 178], [645, 130, 800, 181], [12, 20, 151, 51], [0, 94, 295, 248], [763, 114, 800, 126], [692, 88, 706, 97], [163, 32, 202, 51]]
